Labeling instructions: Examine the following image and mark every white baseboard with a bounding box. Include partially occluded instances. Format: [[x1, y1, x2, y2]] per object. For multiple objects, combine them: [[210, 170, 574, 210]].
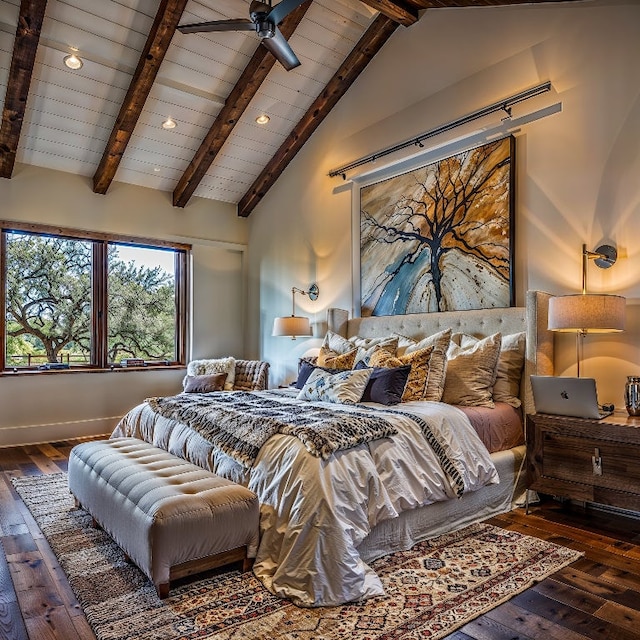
[[0, 416, 120, 447]]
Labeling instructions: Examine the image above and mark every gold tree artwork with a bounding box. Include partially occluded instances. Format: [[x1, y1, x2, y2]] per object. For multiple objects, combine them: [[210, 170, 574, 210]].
[[360, 137, 514, 316]]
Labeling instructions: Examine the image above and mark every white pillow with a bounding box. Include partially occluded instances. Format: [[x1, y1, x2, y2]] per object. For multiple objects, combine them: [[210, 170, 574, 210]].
[[186, 357, 236, 391], [297, 368, 372, 404]]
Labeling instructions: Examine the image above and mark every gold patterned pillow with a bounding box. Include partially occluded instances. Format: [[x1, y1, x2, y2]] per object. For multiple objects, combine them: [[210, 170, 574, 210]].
[[442, 333, 502, 408], [390, 328, 451, 401], [318, 346, 357, 369], [353, 336, 398, 367], [369, 345, 435, 402]]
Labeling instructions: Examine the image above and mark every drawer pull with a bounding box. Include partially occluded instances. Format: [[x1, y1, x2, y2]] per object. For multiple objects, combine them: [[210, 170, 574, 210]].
[[592, 448, 602, 476]]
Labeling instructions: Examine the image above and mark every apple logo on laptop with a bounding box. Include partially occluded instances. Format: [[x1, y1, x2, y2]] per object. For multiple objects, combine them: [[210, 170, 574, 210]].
[[561, 390, 569, 399]]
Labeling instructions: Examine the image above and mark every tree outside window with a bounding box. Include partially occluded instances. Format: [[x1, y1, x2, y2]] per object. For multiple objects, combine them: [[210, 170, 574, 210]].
[[2, 224, 189, 371]]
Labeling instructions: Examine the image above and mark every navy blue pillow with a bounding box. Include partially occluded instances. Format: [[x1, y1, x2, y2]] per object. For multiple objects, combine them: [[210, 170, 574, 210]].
[[355, 361, 411, 405]]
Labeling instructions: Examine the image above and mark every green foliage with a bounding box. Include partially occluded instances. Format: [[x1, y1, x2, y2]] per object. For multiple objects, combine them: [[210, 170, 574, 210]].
[[108, 258, 176, 362], [5, 233, 176, 366]]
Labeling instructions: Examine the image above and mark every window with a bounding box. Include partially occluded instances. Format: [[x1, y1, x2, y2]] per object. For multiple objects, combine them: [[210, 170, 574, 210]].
[[1, 222, 189, 371]]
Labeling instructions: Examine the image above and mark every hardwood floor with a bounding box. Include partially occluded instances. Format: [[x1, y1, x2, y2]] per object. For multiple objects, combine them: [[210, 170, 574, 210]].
[[1, 439, 640, 640]]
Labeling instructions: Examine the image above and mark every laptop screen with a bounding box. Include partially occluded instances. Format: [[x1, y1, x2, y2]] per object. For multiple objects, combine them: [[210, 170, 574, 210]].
[[530, 376, 606, 419]]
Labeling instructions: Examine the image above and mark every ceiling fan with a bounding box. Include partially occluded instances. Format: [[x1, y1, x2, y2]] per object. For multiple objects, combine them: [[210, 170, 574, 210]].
[[177, 0, 307, 71]]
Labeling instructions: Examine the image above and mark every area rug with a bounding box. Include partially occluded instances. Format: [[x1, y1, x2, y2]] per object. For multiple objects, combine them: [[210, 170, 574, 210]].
[[12, 473, 582, 640]]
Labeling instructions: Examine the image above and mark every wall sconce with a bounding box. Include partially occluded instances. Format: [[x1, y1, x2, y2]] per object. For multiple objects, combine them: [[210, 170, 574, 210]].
[[272, 284, 319, 340], [548, 244, 625, 376]]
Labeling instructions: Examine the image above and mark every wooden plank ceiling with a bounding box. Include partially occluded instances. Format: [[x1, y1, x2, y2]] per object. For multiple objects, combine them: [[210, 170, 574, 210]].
[[0, 0, 584, 216]]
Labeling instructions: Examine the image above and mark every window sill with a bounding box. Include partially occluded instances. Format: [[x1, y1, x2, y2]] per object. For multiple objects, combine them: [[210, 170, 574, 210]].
[[2, 365, 186, 377]]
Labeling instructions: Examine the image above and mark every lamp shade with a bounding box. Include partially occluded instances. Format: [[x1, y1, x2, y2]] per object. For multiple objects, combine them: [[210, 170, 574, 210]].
[[272, 315, 312, 338], [548, 294, 626, 333]]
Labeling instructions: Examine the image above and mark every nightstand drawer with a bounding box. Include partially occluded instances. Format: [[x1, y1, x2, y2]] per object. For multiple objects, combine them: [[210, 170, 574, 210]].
[[542, 433, 640, 493], [526, 412, 640, 514]]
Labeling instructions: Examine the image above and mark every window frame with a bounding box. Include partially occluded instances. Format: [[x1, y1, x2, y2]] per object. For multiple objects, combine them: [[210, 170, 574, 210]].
[[1, 221, 190, 373]]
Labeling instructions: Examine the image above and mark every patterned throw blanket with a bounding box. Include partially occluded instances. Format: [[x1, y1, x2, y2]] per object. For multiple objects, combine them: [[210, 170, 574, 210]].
[[146, 391, 398, 468]]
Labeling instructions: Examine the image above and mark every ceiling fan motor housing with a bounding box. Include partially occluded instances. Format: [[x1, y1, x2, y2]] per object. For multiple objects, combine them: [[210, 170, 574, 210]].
[[255, 18, 276, 38]]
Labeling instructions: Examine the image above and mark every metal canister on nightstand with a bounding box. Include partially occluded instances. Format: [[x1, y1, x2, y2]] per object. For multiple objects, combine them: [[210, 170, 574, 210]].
[[624, 376, 640, 416]]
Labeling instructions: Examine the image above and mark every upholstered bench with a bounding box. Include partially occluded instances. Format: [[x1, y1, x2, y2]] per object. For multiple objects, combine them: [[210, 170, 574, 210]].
[[68, 437, 260, 598]]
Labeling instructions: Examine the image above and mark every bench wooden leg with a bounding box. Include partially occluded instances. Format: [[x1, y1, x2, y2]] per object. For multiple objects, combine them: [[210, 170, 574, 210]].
[[156, 582, 169, 599], [241, 557, 254, 573]]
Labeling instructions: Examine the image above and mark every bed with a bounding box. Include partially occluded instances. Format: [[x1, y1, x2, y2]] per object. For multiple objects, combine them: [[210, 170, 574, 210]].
[[112, 290, 554, 607]]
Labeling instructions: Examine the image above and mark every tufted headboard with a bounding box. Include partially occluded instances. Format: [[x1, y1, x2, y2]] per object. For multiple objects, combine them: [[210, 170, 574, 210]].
[[327, 290, 554, 415]]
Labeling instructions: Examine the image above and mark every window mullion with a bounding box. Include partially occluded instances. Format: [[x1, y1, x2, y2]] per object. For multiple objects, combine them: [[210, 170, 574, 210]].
[[93, 242, 108, 368], [175, 250, 189, 365]]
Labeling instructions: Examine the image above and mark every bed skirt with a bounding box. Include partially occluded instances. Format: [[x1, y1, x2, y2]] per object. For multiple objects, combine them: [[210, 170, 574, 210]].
[[358, 445, 526, 562]]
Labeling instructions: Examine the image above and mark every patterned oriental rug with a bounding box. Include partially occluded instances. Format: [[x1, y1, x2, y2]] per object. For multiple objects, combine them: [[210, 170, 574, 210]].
[[12, 473, 582, 640]]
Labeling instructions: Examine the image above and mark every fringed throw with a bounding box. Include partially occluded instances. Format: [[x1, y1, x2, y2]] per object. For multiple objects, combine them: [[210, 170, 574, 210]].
[[146, 391, 398, 467]]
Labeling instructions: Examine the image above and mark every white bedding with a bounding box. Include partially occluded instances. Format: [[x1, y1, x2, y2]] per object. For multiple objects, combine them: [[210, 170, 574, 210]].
[[112, 390, 498, 606]]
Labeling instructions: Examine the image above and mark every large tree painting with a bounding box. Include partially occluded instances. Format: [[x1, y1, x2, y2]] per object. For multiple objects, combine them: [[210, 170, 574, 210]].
[[360, 136, 515, 316]]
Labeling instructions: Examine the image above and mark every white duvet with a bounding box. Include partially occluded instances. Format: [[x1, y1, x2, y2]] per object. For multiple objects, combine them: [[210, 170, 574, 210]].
[[112, 391, 498, 607]]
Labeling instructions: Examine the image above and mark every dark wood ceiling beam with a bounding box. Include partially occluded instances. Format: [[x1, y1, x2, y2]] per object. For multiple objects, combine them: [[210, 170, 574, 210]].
[[0, 0, 48, 179], [358, 0, 418, 26], [92, 0, 189, 195], [172, 0, 312, 208], [238, 14, 398, 217]]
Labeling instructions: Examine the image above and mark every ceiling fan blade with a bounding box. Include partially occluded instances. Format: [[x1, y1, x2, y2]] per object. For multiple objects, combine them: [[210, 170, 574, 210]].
[[267, 0, 308, 25], [261, 26, 300, 71], [177, 18, 255, 34]]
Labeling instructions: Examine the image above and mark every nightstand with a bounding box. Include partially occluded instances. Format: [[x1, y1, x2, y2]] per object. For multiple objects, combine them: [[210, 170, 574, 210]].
[[526, 411, 640, 514]]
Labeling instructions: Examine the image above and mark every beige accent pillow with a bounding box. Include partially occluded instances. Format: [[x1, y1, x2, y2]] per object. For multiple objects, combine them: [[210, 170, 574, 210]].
[[456, 331, 525, 408], [391, 328, 451, 401], [442, 333, 502, 408], [183, 373, 228, 393], [370, 344, 436, 402], [186, 357, 236, 391], [318, 346, 357, 369]]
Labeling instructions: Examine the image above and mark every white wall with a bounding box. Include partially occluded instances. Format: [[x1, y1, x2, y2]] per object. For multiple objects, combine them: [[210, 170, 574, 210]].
[[247, 0, 640, 408], [0, 164, 248, 445]]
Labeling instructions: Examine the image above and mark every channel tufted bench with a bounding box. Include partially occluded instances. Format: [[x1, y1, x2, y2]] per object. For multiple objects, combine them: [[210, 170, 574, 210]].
[[68, 437, 260, 598]]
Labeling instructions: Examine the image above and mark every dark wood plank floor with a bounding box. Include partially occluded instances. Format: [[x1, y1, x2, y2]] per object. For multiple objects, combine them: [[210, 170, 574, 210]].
[[1, 439, 640, 639]]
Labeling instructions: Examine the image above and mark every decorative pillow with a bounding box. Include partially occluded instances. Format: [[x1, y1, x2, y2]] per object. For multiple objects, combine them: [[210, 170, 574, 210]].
[[183, 373, 227, 393], [317, 332, 398, 368], [384, 328, 452, 401], [319, 330, 353, 355], [186, 357, 236, 390], [297, 368, 372, 404], [355, 362, 411, 405], [353, 336, 398, 367], [294, 360, 341, 389], [442, 333, 502, 408], [369, 344, 436, 402], [456, 332, 525, 408], [317, 346, 357, 370]]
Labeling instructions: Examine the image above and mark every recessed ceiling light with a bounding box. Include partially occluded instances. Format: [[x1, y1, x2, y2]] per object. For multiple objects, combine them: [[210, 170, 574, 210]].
[[63, 54, 83, 70], [162, 117, 177, 130], [256, 114, 270, 125]]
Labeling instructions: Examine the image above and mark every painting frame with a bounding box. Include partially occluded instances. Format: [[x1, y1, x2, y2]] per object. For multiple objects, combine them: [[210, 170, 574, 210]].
[[358, 136, 515, 317]]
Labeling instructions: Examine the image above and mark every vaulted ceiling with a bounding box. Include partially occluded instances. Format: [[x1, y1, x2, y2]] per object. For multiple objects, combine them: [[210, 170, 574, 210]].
[[0, 0, 583, 216]]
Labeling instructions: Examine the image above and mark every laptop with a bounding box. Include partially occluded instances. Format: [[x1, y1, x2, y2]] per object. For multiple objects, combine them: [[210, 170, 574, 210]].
[[530, 375, 612, 420]]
